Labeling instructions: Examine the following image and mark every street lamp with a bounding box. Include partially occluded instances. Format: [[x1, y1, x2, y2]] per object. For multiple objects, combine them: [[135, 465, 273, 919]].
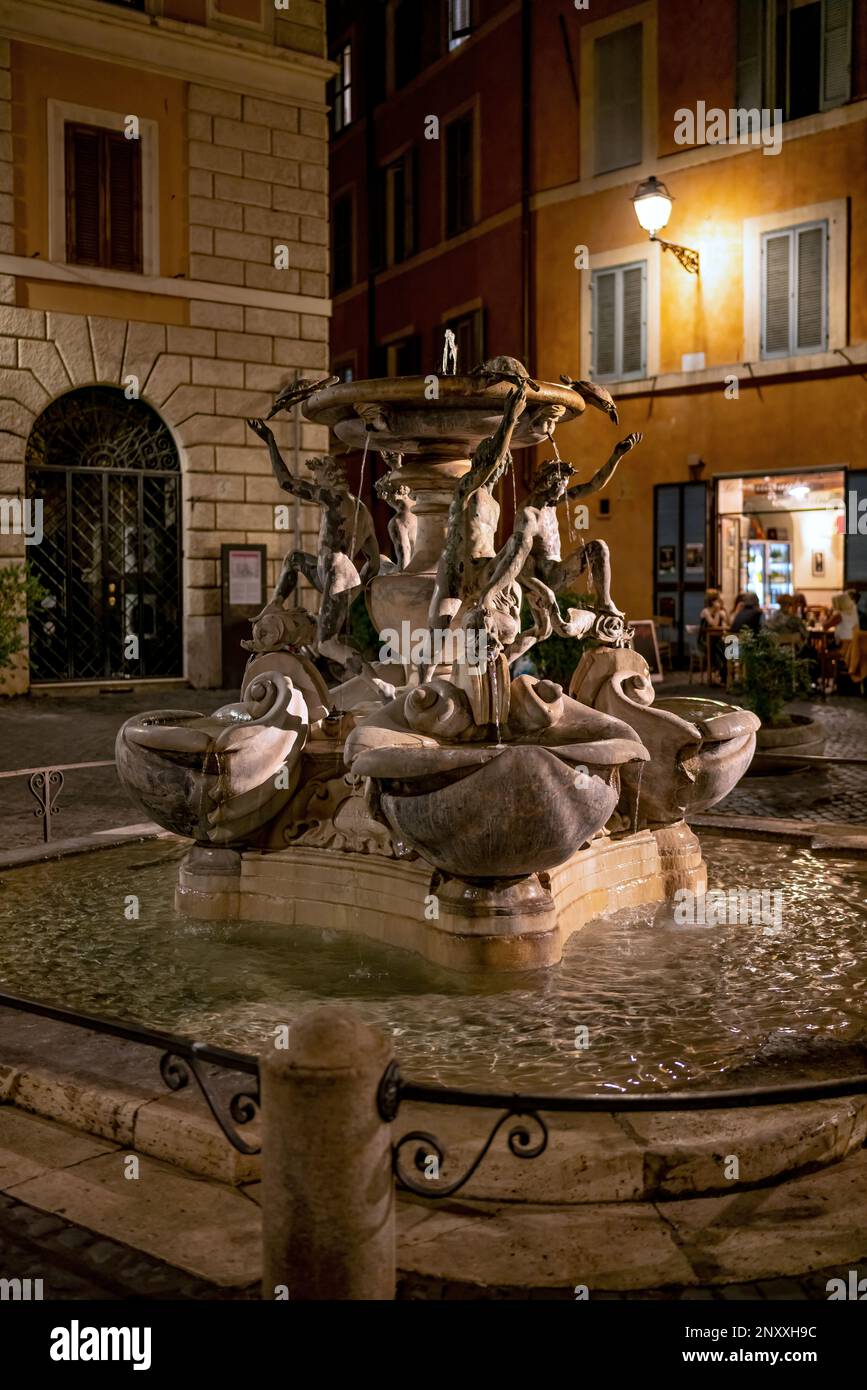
[[631, 176, 700, 275]]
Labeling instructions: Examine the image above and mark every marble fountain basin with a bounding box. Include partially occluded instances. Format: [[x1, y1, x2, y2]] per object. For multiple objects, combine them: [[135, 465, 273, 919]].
[[300, 373, 584, 455], [115, 673, 308, 845], [345, 676, 649, 884]]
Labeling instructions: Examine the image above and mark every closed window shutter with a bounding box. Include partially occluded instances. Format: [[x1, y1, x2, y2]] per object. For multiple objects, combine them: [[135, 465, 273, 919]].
[[66, 127, 101, 266], [821, 0, 852, 110], [762, 231, 791, 355], [735, 0, 763, 125], [621, 265, 644, 376], [106, 134, 142, 272], [593, 271, 617, 377], [795, 224, 825, 350], [594, 25, 642, 175], [406, 148, 417, 258]]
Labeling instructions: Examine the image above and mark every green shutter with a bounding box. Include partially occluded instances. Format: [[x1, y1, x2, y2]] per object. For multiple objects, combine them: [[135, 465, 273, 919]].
[[621, 265, 644, 376], [795, 223, 826, 351], [762, 231, 791, 356], [736, 0, 764, 125], [592, 271, 617, 377], [821, 0, 852, 110], [594, 25, 642, 175]]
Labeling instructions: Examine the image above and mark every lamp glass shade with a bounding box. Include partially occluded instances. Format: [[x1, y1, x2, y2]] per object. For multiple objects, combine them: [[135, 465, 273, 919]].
[[633, 187, 675, 236]]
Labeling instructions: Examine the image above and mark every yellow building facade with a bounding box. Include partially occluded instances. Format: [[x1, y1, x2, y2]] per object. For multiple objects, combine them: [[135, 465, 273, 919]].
[[0, 0, 332, 693], [531, 0, 867, 647]]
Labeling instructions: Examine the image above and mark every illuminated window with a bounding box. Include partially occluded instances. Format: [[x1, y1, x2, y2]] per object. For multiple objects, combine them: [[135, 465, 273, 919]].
[[331, 43, 352, 134], [449, 0, 472, 50]]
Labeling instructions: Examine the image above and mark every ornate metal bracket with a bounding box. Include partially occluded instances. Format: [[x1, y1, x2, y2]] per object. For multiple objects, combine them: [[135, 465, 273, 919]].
[[28, 769, 64, 844], [160, 1050, 261, 1155], [655, 236, 700, 275], [392, 1110, 549, 1199]]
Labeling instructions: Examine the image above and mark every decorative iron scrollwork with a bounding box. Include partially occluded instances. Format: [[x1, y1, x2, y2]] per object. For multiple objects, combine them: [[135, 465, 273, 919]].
[[160, 1050, 261, 1155], [392, 1109, 549, 1198], [28, 769, 64, 842]]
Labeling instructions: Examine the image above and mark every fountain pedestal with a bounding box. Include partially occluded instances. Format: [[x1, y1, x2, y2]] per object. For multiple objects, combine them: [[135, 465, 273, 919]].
[[175, 822, 705, 973]]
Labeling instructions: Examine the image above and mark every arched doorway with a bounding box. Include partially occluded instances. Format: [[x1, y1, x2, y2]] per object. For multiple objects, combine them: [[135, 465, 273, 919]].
[[26, 386, 183, 682]]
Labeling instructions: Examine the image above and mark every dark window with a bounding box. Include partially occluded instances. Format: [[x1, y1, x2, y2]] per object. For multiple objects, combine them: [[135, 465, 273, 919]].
[[65, 123, 142, 273], [443, 308, 485, 370], [394, 0, 423, 88], [445, 113, 474, 237], [740, 0, 852, 123], [376, 150, 416, 268], [100, 1, 146, 9], [379, 335, 421, 376], [332, 193, 353, 293], [333, 360, 355, 383], [330, 42, 352, 134]]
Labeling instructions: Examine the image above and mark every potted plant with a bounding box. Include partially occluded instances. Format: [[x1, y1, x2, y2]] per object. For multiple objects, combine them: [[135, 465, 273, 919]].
[[733, 628, 823, 772], [0, 563, 44, 693]]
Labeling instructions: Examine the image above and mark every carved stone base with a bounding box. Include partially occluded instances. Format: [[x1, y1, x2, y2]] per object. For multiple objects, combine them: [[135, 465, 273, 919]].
[[175, 823, 707, 973]]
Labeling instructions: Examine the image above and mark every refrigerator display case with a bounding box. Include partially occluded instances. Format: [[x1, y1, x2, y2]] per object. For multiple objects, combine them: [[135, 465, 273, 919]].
[[742, 540, 792, 609]]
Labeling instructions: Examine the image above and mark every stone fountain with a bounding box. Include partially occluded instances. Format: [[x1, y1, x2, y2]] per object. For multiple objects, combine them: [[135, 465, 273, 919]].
[[116, 354, 759, 971]]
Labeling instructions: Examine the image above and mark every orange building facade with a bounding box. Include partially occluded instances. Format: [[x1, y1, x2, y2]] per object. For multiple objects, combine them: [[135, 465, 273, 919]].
[[329, 0, 867, 651]]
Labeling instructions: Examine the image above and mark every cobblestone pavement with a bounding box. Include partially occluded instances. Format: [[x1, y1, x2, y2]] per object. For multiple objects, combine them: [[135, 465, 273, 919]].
[[0, 687, 235, 849], [661, 678, 867, 826], [0, 1190, 256, 1300]]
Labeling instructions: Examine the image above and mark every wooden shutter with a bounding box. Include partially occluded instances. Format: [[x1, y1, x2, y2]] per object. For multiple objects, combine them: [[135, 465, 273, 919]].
[[66, 126, 101, 266], [106, 133, 142, 272], [762, 230, 792, 356], [446, 117, 473, 236], [821, 0, 852, 110], [594, 25, 642, 175], [65, 123, 142, 272], [621, 264, 644, 376], [795, 223, 826, 351], [735, 0, 764, 123], [592, 270, 617, 377]]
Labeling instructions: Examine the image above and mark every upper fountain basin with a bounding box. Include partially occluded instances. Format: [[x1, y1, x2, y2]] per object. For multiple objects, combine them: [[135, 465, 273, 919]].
[[301, 375, 584, 455]]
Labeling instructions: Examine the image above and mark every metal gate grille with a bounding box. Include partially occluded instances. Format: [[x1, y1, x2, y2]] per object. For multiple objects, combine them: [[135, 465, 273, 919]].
[[26, 387, 182, 682]]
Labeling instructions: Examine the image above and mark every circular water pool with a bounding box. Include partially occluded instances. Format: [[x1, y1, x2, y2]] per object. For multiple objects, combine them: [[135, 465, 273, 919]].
[[0, 834, 865, 1093]]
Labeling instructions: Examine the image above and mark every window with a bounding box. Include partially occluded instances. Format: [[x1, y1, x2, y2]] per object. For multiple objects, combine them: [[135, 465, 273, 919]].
[[445, 113, 474, 237], [379, 335, 421, 376], [737, 0, 852, 123], [443, 308, 485, 370], [594, 24, 642, 174], [64, 123, 142, 273], [333, 360, 355, 383], [394, 0, 423, 88], [761, 221, 828, 358], [591, 262, 646, 381], [332, 193, 353, 294], [331, 43, 352, 134], [101, 1, 146, 9], [449, 0, 472, 50], [374, 150, 416, 268]]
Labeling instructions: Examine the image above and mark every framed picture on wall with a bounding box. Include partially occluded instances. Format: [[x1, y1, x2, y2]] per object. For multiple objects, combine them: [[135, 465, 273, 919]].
[[812, 551, 825, 578]]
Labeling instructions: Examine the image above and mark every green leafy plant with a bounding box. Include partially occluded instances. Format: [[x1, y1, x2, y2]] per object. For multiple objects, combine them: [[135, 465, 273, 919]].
[[0, 564, 45, 676], [734, 627, 812, 728]]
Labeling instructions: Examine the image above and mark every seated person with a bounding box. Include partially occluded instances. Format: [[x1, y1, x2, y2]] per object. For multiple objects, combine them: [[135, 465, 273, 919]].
[[731, 591, 763, 635], [698, 588, 729, 681], [767, 594, 808, 641]]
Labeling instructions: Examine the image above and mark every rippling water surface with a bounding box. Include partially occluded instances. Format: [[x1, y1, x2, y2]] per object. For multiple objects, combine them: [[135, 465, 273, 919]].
[[0, 835, 865, 1093]]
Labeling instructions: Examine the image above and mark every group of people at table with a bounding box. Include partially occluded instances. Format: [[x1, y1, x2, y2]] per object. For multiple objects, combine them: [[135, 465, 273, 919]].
[[698, 588, 867, 691]]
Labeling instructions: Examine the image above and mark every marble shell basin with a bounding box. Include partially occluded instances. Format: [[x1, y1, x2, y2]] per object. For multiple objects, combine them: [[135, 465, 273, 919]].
[[301, 375, 583, 454], [654, 695, 760, 814], [347, 739, 646, 882], [115, 673, 308, 844]]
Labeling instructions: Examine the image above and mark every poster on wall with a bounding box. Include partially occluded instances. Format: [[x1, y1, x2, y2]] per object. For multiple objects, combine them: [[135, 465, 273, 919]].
[[812, 551, 826, 578], [685, 543, 705, 575], [228, 549, 264, 607], [658, 544, 676, 575]]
